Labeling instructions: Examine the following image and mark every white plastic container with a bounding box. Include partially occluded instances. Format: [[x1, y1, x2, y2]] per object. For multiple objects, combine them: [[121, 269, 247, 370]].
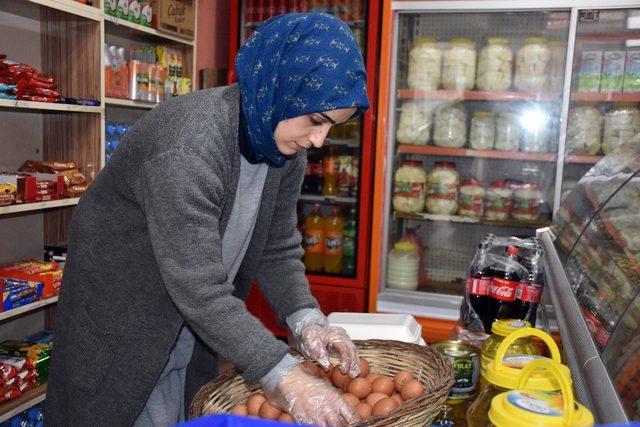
[[442, 38, 477, 91], [387, 242, 420, 291], [327, 312, 425, 345], [407, 38, 442, 90]]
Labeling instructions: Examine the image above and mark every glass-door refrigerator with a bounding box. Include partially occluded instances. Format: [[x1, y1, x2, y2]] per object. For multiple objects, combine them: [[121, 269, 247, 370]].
[[228, 0, 381, 335]]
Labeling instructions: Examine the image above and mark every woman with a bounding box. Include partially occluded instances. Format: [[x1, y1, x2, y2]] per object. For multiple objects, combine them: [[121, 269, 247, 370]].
[[45, 12, 369, 427]]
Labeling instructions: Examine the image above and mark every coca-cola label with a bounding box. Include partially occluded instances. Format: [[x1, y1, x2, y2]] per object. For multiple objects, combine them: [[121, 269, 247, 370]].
[[489, 277, 519, 302], [517, 283, 542, 303], [466, 277, 490, 296]]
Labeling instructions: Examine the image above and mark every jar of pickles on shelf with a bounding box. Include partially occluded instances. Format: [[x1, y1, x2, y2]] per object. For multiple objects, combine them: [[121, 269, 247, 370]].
[[426, 162, 459, 215], [495, 112, 520, 151], [407, 38, 442, 90], [396, 101, 434, 145], [442, 38, 477, 91], [514, 38, 551, 93], [458, 179, 485, 218], [485, 180, 512, 221], [469, 111, 495, 150], [602, 103, 640, 155], [566, 104, 602, 155], [393, 161, 428, 214], [476, 37, 513, 92], [512, 183, 542, 221], [433, 103, 467, 148], [520, 109, 550, 153]]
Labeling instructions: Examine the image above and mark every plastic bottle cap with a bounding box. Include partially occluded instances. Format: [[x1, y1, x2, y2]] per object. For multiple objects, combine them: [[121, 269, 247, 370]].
[[394, 242, 416, 252], [462, 178, 484, 187], [416, 37, 437, 45], [507, 246, 519, 255], [473, 111, 494, 118], [434, 161, 456, 169], [548, 40, 565, 47], [401, 160, 424, 168], [451, 37, 474, 45], [486, 37, 509, 45], [524, 37, 547, 44], [491, 319, 531, 337]]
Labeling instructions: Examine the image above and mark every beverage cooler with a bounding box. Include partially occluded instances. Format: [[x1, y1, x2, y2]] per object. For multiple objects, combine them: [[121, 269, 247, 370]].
[[368, 0, 640, 342], [227, 0, 382, 335]]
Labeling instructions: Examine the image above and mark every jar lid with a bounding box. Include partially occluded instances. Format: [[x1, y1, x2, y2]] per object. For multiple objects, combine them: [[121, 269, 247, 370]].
[[394, 242, 415, 252], [486, 37, 509, 45], [491, 319, 531, 337], [416, 37, 437, 45], [461, 178, 484, 187], [451, 37, 474, 45], [513, 183, 540, 191], [401, 160, 423, 168], [473, 111, 494, 118], [434, 161, 456, 169], [524, 37, 547, 44], [490, 180, 510, 189], [548, 40, 565, 47]]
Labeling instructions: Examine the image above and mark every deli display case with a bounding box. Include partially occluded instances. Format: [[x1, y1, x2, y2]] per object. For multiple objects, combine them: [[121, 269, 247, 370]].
[[369, 1, 640, 340]]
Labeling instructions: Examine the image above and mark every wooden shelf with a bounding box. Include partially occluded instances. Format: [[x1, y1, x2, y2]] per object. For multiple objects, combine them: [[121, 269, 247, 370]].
[[397, 144, 557, 162], [0, 198, 81, 216], [0, 297, 58, 322], [245, 19, 365, 29], [565, 154, 603, 164], [299, 194, 357, 204], [0, 384, 46, 423], [395, 211, 550, 229], [104, 15, 195, 46], [0, 99, 102, 113], [397, 89, 560, 102], [577, 32, 640, 42], [4, 0, 103, 21], [105, 97, 158, 110], [571, 92, 640, 102]]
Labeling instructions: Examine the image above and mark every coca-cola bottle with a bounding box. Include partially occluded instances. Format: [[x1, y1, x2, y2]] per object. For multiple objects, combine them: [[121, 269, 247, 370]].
[[515, 248, 544, 324], [302, 149, 323, 194], [462, 241, 493, 331], [483, 245, 522, 333]]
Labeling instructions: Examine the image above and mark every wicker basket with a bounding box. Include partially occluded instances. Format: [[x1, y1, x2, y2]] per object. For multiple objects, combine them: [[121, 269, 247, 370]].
[[189, 339, 454, 426]]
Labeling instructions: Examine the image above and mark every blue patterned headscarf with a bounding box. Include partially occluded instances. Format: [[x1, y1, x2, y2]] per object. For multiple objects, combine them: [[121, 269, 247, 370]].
[[235, 13, 369, 167]]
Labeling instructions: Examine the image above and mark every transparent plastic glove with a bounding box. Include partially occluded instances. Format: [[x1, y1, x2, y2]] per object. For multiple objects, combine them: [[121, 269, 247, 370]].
[[262, 363, 360, 426], [287, 309, 360, 377]]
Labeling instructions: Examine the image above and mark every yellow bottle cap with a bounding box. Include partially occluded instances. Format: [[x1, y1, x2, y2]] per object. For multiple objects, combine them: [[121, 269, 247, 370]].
[[524, 37, 547, 44], [548, 40, 565, 47], [451, 37, 474, 45], [486, 37, 509, 45], [473, 111, 494, 118], [394, 242, 415, 251], [489, 359, 594, 427], [415, 37, 437, 45], [491, 319, 531, 337], [482, 327, 572, 391]]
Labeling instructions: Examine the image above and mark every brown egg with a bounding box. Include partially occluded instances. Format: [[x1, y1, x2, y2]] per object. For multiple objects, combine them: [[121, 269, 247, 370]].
[[278, 413, 294, 423], [342, 393, 360, 406], [372, 397, 399, 417], [259, 401, 283, 420], [302, 360, 322, 377], [371, 377, 395, 396], [355, 403, 372, 419], [246, 393, 266, 416], [365, 392, 387, 407], [230, 404, 248, 416], [391, 393, 404, 405], [366, 372, 382, 383], [331, 365, 350, 388], [358, 358, 370, 378], [394, 370, 414, 392], [401, 380, 425, 401], [347, 377, 372, 399]]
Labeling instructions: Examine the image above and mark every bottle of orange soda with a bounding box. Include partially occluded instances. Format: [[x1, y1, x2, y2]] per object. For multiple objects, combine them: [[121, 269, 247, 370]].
[[322, 146, 340, 196], [323, 206, 345, 273], [303, 204, 324, 272]]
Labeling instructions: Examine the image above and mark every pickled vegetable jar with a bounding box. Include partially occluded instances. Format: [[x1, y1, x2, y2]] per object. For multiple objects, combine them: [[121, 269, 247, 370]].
[[442, 38, 477, 91], [387, 242, 420, 291], [566, 105, 602, 155], [476, 37, 513, 92], [407, 38, 442, 90], [495, 112, 520, 151], [514, 38, 551, 92], [520, 110, 550, 153], [426, 162, 459, 215], [512, 184, 542, 221], [458, 179, 485, 218], [485, 181, 512, 221], [396, 101, 434, 145], [602, 104, 640, 155], [393, 161, 427, 214], [469, 111, 495, 150], [433, 103, 467, 148]]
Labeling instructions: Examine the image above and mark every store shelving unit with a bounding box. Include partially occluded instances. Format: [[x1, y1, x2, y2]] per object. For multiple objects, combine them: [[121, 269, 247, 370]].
[[299, 194, 358, 204], [397, 144, 558, 162], [0, 199, 81, 216], [104, 14, 196, 46], [394, 211, 551, 229], [571, 92, 640, 102], [0, 385, 47, 423], [0, 297, 59, 322], [397, 89, 560, 102], [105, 97, 157, 110], [0, 99, 102, 113], [565, 154, 604, 164]]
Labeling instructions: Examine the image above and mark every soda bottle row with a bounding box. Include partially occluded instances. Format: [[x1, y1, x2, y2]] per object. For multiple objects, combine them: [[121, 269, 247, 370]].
[[105, 121, 133, 163], [303, 145, 359, 197], [244, 0, 366, 24], [462, 234, 546, 334], [302, 205, 356, 276]]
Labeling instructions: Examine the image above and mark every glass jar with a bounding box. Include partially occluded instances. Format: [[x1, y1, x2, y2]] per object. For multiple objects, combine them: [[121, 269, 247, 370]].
[[520, 109, 550, 153], [392, 161, 427, 214], [442, 38, 477, 91], [426, 162, 459, 215], [396, 101, 434, 145], [514, 38, 551, 92], [481, 319, 540, 370], [566, 105, 602, 155], [469, 111, 495, 150], [387, 242, 420, 291], [495, 112, 520, 151], [433, 103, 467, 148], [407, 38, 442, 90], [458, 178, 485, 218], [485, 181, 512, 221], [548, 40, 566, 93], [512, 183, 542, 221], [602, 104, 640, 155], [476, 37, 513, 92]]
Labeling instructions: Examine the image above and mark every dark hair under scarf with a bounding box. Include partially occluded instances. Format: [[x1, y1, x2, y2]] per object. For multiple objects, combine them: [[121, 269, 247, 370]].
[[235, 13, 370, 167]]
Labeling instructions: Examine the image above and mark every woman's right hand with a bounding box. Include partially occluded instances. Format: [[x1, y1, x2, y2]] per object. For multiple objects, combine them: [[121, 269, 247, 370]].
[[265, 364, 360, 426]]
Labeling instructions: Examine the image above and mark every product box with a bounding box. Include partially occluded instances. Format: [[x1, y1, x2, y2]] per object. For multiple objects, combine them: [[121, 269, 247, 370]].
[[0, 260, 62, 299], [0, 173, 64, 205], [152, 0, 195, 40], [601, 51, 626, 93], [578, 51, 603, 93], [623, 49, 640, 93], [1, 278, 43, 312]]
